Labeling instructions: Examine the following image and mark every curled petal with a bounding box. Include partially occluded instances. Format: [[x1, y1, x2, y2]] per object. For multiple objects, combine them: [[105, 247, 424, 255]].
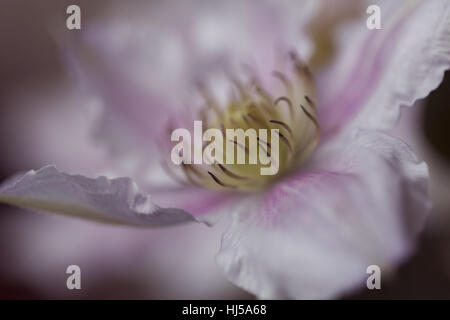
[[317, 0, 450, 134], [216, 130, 430, 299], [0, 166, 197, 227]]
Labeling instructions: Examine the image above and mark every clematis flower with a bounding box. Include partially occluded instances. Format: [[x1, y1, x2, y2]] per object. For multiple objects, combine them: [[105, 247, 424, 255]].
[[1, 0, 450, 299]]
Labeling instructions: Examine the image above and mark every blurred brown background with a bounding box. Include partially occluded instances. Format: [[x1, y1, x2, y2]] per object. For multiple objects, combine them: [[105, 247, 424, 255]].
[[1, 0, 450, 299]]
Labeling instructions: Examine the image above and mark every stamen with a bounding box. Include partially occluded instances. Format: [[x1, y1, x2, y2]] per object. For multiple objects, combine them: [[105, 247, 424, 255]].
[[300, 104, 320, 134], [231, 139, 249, 154], [251, 78, 272, 103], [182, 163, 204, 178], [256, 137, 271, 157], [181, 163, 202, 186], [242, 114, 251, 125], [275, 131, 293, 153], [304, 95, 316, 110], [290, 51, 313, 81], [216, 163, 250, 180], [230, 118, 239, 127], [269, 119, 294, 138], [256, 136, 271, 148], [274, 96, 294, 116], [208, 171, 236, 188], [247, 113, 266, 127]]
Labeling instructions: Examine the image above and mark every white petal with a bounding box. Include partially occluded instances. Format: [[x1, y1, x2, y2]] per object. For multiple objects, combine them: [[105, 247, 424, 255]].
[[0, 166, 197, 226], [318, 0, 450, 134], [216, 130, 430, 299]]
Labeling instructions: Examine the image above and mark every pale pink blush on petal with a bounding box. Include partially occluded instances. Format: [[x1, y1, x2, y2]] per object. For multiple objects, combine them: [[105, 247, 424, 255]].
[[149, 184, 241, 225], [217, 130, 430, 299]]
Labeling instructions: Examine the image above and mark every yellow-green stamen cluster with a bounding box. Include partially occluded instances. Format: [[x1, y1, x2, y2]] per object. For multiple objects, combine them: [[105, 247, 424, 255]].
[[168, 53, 320, 192]]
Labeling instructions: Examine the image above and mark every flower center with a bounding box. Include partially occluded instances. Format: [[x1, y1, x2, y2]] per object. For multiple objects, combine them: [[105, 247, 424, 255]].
[[167, 53, 320, 192]]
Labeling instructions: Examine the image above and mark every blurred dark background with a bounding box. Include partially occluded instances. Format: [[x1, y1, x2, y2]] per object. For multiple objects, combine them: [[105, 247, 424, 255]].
[[1, 1, 450, 299]]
